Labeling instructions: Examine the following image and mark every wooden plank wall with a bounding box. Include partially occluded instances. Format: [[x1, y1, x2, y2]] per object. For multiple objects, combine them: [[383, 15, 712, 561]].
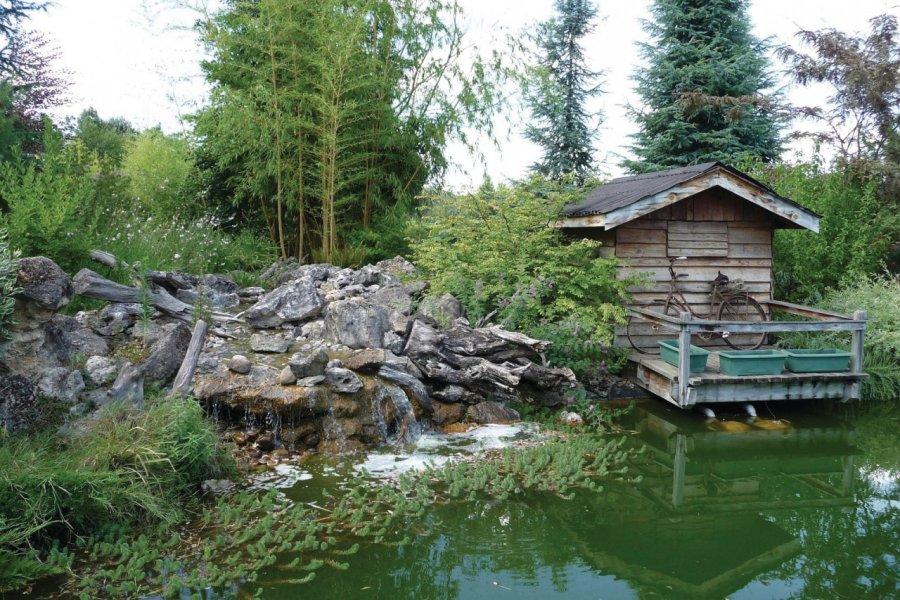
[[615, 191, 774, 349]]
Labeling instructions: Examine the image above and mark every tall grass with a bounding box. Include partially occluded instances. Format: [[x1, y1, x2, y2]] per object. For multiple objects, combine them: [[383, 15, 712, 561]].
[[0, 397, 232, 591]]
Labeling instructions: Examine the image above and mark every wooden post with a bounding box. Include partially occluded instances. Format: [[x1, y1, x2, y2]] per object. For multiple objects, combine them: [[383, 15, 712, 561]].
[[170, 319, 208, 399], [671, 433, 687, 509], [850, 310, 866, 374], [678, 312, 692, 407]]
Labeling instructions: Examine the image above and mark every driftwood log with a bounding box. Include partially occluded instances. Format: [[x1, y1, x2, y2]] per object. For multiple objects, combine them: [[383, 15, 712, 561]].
[[170, 319, 208, 398], [72, 269, 240, 323], [400, 320, 573, 402]]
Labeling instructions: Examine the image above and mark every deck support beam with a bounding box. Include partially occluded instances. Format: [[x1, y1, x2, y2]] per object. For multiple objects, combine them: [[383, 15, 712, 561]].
[[678, 312, 692, 407]]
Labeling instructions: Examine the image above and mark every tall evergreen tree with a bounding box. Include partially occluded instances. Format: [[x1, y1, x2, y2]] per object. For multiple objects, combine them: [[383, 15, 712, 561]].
[[625, 0, 782, 173], [525, 0, 602, 182]]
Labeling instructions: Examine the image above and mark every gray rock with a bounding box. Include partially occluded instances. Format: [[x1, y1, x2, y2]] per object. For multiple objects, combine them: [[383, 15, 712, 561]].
[[559, 411, 583, 426], [47, 315, 109, 358], [141, 322, 191, 385], [278, 263, 338, 284], [94, 303, 142, 336], [0, 374, 39, 433], [37, 367, 85, 403], [175, 288, 199, 304], [403, 280, 430, 298], [374, 256, 419, 277], [297, 375, 325, 387], [299, 319, 326, 340], [381, 352, 424, 379], [109, 363, 144, 408], [227, 355, 252, 374], [84, 355, 118, 386], [196, 354, 219, 374], [383, 331, 405, 355], [326, 358, 343, 369], [324, 298, 390, 349], [15, 256, 72, 311], [432, 385, 483, 404], [388, 310, 411, 335], [417, 293, 464, 327], [467, 401, 520, 424], [342, 348, 386, 372], [250, 332, 293, 353], [238, 286, 266, 300], [288, 347, 329, 379], [278, 367, 297, 386], [243, 278, 325, 328], [201, 479, 236, 495], [370, 285, 414, 315], [325, 367, 363, 394], [201, 274, 239, 294], [352, 265, 382, 287]]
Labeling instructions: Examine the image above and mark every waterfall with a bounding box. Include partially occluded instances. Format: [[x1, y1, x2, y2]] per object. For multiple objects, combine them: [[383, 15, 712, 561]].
[[375, 383, 421, 445]]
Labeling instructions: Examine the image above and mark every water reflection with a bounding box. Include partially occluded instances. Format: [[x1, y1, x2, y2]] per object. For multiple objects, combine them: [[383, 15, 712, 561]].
[[265, 402, 898, 600]]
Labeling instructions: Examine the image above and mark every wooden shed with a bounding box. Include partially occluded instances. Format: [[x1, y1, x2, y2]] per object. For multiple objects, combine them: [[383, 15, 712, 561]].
[[557, 162, 868, 408], [558, 162, 820, 349]]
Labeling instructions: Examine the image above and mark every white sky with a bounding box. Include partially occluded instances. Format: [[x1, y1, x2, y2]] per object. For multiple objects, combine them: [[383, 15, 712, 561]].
[[29, 0, 899, 188]]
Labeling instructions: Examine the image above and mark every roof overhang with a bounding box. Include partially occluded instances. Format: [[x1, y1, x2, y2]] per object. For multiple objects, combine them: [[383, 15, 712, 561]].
[[557, 167, 820, 233]]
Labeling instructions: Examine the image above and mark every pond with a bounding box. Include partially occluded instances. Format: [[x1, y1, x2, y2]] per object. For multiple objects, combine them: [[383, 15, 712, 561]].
[[249, 400, 898, 600]]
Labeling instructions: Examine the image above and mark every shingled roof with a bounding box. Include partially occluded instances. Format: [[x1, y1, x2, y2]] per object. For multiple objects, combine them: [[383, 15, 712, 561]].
[[560, 161, 820, 232]]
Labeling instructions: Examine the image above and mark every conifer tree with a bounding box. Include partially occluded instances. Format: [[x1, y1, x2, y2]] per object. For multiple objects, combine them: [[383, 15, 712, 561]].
[[525, 0, 602, 183], [625, 0, 782, 172]]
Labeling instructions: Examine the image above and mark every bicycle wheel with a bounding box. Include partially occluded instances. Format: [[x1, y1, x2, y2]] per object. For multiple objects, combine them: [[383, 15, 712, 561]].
[[626, 299, 689, 354], [717, 295, 767, 350]]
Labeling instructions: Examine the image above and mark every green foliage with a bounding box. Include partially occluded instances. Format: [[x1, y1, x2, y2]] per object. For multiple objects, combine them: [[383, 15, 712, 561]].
[[525, 0, 602, 182], [410, 177, 633, 376], [195, 0, 511, 261], [753, 160, 894, 302], [776, 273, 900, 401], [625, 0, 783, 172], [0, 125, 100, 273], [0, 397, 232, 591], [0, 227, 22, 340], [71, 108, 136, 165], [122, 128, 193, 218]]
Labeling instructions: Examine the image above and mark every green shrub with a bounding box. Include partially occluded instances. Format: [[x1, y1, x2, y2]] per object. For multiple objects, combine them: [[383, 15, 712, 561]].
[[0, 397, 232, 591], [121, 128, 193, 218], [752, 160, 894, 303], [0, 228, 22, 340], [410, 177, 634, 376]]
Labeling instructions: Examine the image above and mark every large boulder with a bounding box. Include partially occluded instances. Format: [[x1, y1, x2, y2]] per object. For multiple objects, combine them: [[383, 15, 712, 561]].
[[249, 332, 293, 353], [324, 298, 390, 349], [46, 315, 109, 358], [288, 347, 329, 379], [417, 293, 464, 327], [84, 355, 119, 387], [14, 256, 72, 312], [370, 285, 414, 315], [36, 367, 85, 403], [243, 278, 325, 328], [467, 401, 520, 425], [374, 256, 418, 277], [325, 367, 363, 394], [140, 322, 191, 385]]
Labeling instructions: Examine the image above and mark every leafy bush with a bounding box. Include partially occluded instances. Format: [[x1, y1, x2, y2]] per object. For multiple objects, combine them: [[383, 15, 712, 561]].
[[0, 228, 21, 340], [410, 177, 633, 376], [752, 160, 894, 303], [121, 128, 193, 218], [0, 397, 232, 591], [776, 273, 900, 401]]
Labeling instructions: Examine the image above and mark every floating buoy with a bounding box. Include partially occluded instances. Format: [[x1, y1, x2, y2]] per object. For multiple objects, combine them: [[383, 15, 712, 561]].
[[707, 420, 753, 433]]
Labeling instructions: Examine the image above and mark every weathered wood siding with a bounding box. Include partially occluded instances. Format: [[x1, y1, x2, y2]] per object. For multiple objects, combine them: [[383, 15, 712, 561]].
[[615, 190, 774, 349]]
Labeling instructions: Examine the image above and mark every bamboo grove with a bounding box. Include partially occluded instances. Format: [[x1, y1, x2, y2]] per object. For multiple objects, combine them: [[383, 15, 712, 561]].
[[193, 0, 508, 263]]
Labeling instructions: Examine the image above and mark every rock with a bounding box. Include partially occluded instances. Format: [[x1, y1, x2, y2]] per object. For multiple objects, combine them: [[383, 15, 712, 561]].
[[94, 303, 141, 336], [227, 355, 252, 374], [325, 367, 363, 394], [374, 256, 418, 276], [403, 280, 430, 298], [201, 479, 235, 495], [84, 355, 118, 386], [15, 256, 72, 311], [467, 401, 520, 425], [47, 315, 109, 358], [324, 298, 390, 349], [417, 293, 464, 327], [370, 285, 414, 315], [383, 331, 405, 355], [327, 359, 343, 369], [277, 263, 338, 284], [201, 274, 239, 294], [231, 431, 249, 446], [297, 375, 325, 387], [278, 367, 297, 386], [388, 310, 411, 335], [559, 411, 583, 426], [140, 322, 191, 385], [330, 396, 359, 418], [250, 332, 293, 353], [108, 363, 144, 407], [0, 374, 38, 433], [36, 367, 85, 403], [432, 385, 483, 404], [238, 286, 266, 300], [342, 348, 386, 372], [606, 379, 650, 401], [256, 431, 276, 451], [243, 278, 325, 328], [432, 401, 464, 426], [298, 319, 326, 340], [376, 366, 431, 413], [288, 347, 328, 378], [281, 420, 319, 448]]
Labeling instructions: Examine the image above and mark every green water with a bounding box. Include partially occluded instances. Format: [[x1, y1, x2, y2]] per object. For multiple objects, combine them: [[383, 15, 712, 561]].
[[257, 402, 898, 600]]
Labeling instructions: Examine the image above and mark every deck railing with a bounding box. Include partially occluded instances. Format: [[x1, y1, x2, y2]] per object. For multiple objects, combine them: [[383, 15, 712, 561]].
[[627, 302, 867, 404]]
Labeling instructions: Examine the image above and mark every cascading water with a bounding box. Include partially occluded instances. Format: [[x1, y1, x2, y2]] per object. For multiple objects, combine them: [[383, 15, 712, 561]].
[[375, 383, 421, 445]]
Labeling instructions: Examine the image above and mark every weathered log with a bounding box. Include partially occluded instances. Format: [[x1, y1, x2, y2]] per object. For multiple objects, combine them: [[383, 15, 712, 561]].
[[401, 320, 444, 360], [170, 319, 208, 399], [72, 269, 241, 323], [377, 366, 432, 413], [90, 249, 120, 269]]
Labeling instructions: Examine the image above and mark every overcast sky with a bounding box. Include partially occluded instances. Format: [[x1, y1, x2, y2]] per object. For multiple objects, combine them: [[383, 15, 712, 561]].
[[30, 0, 898, 187]]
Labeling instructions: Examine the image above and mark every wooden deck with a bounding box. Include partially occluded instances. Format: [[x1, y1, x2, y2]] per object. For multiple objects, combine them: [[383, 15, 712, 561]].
[[626, 300, 868, 408]]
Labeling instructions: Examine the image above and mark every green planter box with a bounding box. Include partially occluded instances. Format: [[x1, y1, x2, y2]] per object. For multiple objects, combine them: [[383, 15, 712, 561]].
[[718, 350, 787, 376], [784, 349, 852, 373], [658, 340, 710, 373]]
